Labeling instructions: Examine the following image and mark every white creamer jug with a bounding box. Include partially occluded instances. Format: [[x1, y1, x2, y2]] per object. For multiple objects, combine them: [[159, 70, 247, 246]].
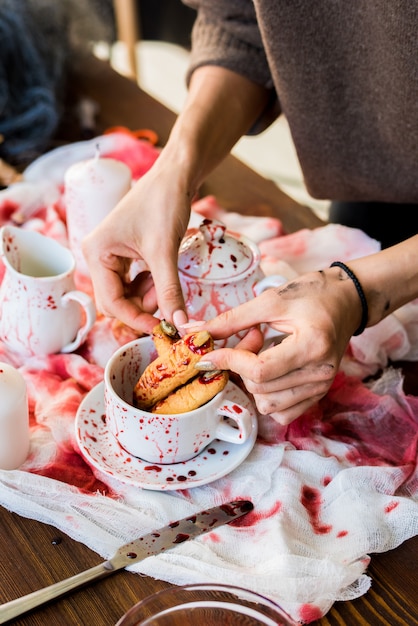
[[0, 225, 96, 356]]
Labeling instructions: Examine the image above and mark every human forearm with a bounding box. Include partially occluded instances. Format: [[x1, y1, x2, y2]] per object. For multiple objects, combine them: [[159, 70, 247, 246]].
[[83, 66, 269, 333], [344, 235, 418, 328], [160, 65, 271, 196]]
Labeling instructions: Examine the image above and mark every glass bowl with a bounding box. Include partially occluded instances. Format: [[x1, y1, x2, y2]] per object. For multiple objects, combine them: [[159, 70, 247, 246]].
[[115, 583, 297, 625]]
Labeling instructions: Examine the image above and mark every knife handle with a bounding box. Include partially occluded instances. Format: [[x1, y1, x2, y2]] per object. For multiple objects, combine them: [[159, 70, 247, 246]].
[[0, 561, 113, 624]]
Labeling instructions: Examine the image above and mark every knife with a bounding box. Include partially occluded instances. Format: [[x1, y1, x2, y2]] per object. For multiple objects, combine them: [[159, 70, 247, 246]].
[[0, 499, 253, 624]]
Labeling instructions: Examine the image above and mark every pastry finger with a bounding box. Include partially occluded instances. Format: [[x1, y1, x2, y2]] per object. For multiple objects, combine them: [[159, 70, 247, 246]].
[[151, 320, 179, 358], [133, 330, 214, 409], [153, 371, 229, 414]]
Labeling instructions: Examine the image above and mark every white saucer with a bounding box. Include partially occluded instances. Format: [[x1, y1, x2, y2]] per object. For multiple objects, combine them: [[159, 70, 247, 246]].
[[75, 381, 258, 491]]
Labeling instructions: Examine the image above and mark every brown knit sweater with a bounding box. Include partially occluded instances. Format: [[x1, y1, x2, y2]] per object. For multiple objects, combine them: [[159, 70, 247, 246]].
[[183, 0, 418, 203]]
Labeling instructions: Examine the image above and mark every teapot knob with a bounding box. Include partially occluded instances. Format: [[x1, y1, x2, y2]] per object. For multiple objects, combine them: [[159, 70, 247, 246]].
[[200, 219, 227, 243], [179, 217, 257, 280]]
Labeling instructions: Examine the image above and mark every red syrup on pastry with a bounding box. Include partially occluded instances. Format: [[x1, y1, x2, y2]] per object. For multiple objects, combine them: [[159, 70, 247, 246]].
[[184, 333, 212, 354]]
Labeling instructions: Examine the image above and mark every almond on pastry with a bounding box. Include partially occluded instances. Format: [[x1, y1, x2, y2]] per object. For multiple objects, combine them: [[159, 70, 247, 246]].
[[152, 370, 229, 414], [133, 329, 215, 410]]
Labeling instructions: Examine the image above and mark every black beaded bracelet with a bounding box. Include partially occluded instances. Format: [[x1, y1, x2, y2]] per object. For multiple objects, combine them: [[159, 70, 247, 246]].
[[330, 261, 369, 336]]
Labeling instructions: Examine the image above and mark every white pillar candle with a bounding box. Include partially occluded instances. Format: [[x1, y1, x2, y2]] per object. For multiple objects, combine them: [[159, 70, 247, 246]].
[[0, 363, 30, 470], [64, 153, 132, 276]]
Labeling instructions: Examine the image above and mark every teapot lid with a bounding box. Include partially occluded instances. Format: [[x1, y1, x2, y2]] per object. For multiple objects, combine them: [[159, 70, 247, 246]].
[[178, 218, 256, 280]]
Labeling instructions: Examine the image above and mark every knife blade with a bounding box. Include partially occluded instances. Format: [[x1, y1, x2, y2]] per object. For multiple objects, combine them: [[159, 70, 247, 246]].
[[0, 499, 253, 624]]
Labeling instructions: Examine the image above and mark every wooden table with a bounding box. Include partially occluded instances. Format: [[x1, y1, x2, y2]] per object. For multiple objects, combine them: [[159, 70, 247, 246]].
[[0, 57, 416, 625]]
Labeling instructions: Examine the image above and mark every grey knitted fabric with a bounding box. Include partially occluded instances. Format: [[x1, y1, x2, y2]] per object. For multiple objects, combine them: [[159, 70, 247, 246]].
[[0, 0, 114, 163], [183, 0, 418, 204]]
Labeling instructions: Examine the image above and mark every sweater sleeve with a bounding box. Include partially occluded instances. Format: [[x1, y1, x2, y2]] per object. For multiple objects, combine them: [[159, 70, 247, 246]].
[[182, 0, 281, 133]]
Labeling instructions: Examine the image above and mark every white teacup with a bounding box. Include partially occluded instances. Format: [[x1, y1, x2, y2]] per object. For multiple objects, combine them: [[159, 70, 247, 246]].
[[0, 225, 96, 356], [104, 338, 253, 464]]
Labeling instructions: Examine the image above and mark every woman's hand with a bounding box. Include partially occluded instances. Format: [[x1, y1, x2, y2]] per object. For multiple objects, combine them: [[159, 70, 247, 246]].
[[192, 269, 361, 424], [82, 156, 192, 334], [83, 65, 271, 335]]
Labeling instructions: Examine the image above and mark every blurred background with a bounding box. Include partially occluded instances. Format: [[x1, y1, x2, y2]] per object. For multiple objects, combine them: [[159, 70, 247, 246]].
[[107, 0, 329, 221], [0, 0, 329, 220]]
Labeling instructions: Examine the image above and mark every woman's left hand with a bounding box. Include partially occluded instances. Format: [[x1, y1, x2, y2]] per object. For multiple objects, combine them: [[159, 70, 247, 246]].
[[190, 270, 360, 424]]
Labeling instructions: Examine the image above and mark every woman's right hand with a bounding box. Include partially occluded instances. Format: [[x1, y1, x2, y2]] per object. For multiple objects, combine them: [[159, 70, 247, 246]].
[[83, 64, 274, 335], [82, 154, 192, 335]]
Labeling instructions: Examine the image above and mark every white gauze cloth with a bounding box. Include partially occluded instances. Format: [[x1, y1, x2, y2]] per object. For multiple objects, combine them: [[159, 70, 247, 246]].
[[0, 137, 417, 624]]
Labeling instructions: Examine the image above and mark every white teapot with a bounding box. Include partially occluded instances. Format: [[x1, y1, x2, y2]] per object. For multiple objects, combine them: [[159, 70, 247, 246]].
[[178, 219, 286, 347]]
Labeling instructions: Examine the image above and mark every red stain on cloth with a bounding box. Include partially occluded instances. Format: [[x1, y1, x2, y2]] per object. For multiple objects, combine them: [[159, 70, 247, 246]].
[[32, 446, 111, 495], [105, 133, 160, 180], [284, 370, 418, 473], [300, 486, 332, 535], [298, 603, 323, 623]]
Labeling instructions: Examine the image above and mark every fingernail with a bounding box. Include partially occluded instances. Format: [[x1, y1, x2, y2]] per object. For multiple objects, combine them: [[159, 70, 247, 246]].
[[178, 319, 206, 330], [172, 309, 189, 328], [194, 360, 216, 371]]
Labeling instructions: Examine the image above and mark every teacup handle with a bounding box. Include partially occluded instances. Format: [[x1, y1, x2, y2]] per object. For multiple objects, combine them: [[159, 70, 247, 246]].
[[254, 274, 288, 296], [60, 290, 96, 353], [215, 399, 253, 444]]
